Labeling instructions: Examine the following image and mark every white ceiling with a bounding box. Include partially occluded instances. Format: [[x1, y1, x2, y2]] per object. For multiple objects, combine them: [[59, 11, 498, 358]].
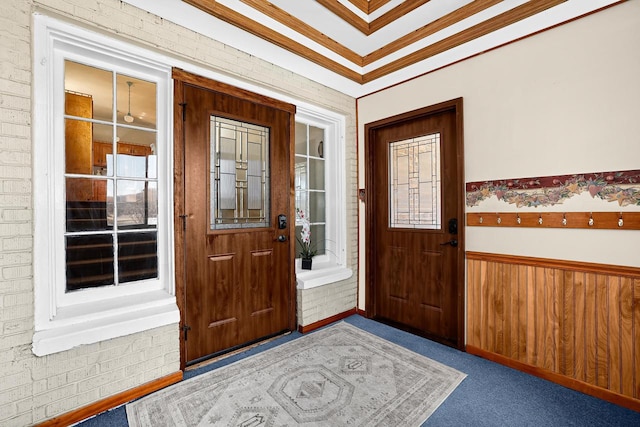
[[123, 0, 624, 98]]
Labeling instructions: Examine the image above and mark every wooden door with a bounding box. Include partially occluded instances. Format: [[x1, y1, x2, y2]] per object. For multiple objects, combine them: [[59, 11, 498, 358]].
[[365, 99, 464, 349], [174, 72, 296, 366]]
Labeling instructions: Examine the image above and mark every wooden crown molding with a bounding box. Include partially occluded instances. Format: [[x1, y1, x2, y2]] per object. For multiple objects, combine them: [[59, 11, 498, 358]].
[[183, 0, 362, 83], [363, 0, 501, 66], [182, 0, 570, 85]]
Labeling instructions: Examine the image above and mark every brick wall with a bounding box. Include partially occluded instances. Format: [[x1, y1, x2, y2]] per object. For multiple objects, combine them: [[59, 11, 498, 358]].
[[0, 0, 357, 424]]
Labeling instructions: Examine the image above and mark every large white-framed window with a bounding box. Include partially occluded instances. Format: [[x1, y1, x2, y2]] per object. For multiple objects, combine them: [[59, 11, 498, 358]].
[[294, 107, 352, 289], [32, 15, 178, 356]]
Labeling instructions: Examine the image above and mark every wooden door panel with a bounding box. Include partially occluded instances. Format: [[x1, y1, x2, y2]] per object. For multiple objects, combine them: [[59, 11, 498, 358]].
[[420, 250, 443, 310]]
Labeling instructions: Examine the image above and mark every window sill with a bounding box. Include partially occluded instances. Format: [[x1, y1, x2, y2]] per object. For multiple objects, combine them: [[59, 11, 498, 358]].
[[295, 261, 353, 290], [32, 290, 179, 356]]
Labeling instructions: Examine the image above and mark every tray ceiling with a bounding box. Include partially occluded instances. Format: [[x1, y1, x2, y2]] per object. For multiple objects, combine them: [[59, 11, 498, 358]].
[[125, 0, 625, 97]]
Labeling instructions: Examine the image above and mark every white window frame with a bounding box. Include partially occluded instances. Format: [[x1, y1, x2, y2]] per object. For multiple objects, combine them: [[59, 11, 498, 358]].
[[294, 107, 352, 289], [32, 15, 178, 356]]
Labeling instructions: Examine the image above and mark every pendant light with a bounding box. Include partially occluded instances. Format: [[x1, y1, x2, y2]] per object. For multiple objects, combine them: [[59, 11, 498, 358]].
[[124, 81, 134, 123]]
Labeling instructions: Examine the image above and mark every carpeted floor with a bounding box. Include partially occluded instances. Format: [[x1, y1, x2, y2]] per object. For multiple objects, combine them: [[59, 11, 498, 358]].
[[77, 315, 640, 426]]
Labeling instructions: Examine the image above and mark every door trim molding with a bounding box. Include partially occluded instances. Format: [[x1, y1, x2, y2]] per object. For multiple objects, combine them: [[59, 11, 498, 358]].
[[172, 69, 297, 370], [363, 97, 465, 349]]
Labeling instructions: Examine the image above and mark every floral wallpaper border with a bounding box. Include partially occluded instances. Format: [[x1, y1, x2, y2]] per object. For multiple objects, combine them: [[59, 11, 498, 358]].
[[466, 170, 640, 208]]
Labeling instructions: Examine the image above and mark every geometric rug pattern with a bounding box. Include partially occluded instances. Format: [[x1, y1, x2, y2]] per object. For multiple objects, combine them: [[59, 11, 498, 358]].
[[126, 322, 466, 426]]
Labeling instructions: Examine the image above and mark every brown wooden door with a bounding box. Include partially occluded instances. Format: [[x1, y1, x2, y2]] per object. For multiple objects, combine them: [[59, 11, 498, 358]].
[[177, 76, 295, 365], [365, 99, 464, 349]]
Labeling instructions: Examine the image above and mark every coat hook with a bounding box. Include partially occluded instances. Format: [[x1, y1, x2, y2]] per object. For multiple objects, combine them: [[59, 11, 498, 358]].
[[562, 213, 567, 226], [479, 216, 483, 224], [538, 215, 543, 225], [497, 213, 501, 224], [618, 212, 624, 227], [516, 213, 521, 224], [588, 212, 594, 227]]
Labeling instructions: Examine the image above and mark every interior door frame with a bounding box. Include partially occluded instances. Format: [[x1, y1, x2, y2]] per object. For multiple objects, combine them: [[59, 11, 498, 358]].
[[172, 68, 297, 370], [364, 97, 465, 350]]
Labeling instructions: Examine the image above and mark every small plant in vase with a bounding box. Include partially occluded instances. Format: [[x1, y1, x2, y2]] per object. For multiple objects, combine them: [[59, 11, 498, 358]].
[[296, 208, 316, 270]]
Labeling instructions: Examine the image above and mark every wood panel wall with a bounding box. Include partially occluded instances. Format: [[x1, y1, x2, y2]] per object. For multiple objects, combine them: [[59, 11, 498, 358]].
[[466, 252, 640, 411]]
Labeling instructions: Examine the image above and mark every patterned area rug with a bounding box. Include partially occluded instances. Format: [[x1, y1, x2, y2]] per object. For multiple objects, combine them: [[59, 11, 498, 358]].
[[126, 322, 466, 426]]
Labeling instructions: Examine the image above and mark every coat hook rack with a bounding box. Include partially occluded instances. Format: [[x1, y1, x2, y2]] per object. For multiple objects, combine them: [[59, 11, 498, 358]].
[[466, 211, 640, 230]]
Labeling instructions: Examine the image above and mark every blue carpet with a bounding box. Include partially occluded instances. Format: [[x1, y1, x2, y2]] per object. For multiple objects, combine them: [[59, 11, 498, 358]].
[[77, 315, 640, 426]]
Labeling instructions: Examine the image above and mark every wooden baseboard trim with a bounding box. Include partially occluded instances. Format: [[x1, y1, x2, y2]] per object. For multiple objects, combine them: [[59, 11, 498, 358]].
[[466, 345, 640, 413], [37, 371, 183, 427], [298, 308, 357, 333], [356, 307, 367, 316]]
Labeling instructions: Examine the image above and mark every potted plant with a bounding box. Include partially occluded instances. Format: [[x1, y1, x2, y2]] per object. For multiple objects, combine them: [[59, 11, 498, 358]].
[[296, 208, 316, 269]]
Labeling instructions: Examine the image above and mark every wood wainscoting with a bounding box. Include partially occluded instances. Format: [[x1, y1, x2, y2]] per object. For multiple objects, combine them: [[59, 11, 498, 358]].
[[466, 252, 640, 412]]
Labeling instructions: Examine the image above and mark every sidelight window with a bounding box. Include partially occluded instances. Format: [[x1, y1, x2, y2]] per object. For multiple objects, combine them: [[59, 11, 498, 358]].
[[293, 108, 352, 289]]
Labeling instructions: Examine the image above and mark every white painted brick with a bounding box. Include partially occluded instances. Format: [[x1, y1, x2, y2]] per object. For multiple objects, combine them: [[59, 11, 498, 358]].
[[0, 151, 31, 166], [98, 352, 144, 373], [0, 331, 32, 350], [45, 373, 67, 391], [0, 303, 32, 322], [1, 209, 31, 222], [99, 372, 145, 398], [33, 383, 77, 408], [15, 397, 33, 417], [66, 364, 98, 383], [32, 380, 47, 396], [2, 265, 32, 280], [0, 253, 31, 266], [3, 320, 32, 335], [1, 236, 31, 251], [0, 94, 30, 113], [0, 403, 17, 424], [77, 368, 126, 394], [0, 384, 32, 405], [0, 279, 31, 294]]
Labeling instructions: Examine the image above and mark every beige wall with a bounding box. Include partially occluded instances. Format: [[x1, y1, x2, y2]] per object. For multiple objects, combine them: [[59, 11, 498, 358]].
[[357, 1, 640, 307], [0, 0, 357, 424]]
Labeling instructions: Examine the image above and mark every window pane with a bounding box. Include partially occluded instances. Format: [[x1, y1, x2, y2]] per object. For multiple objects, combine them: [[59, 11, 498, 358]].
[[116, 126, 156, 177], [116, 154, 147, 178], [65, 60, 113, 122], [389, 133, 441, 229], [65, 118, 93, 175], [116, 75, 157, 129], [295, 157, 307, 191], [118, 232, 157, 283], [210, 116, 270, 229], [116, 180, 149, 228], [65, 178, 109, 232], [309, 158, 324, 190], [310, 224, 325, 256], [309, 191, 325, 223], [147, 182, 158, 226], [309, 125, 324, 158], [92, 124, 113, 176], [66, 234, 114, 291], [295, 122, 307, 155]]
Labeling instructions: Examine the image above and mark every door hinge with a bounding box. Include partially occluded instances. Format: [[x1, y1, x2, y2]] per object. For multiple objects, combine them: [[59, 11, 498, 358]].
[[179, 214, 188, 231], [179, 102, 187, 122], [181, 325, 191, 341]]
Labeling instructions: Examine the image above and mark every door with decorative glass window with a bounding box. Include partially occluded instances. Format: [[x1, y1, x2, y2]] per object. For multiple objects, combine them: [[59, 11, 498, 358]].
[[365, 99, 464, 349], [176, 75, 296, 365]]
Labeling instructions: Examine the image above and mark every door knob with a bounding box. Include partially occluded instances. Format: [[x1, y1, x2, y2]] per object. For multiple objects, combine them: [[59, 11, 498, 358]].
[[440, 239, 458, 247], [277, 235, 287, 242]]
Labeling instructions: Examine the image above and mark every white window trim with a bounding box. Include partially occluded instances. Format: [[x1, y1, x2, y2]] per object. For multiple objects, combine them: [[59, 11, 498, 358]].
[[32, 15, 178, 356], [294, 107, 352, 290]]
